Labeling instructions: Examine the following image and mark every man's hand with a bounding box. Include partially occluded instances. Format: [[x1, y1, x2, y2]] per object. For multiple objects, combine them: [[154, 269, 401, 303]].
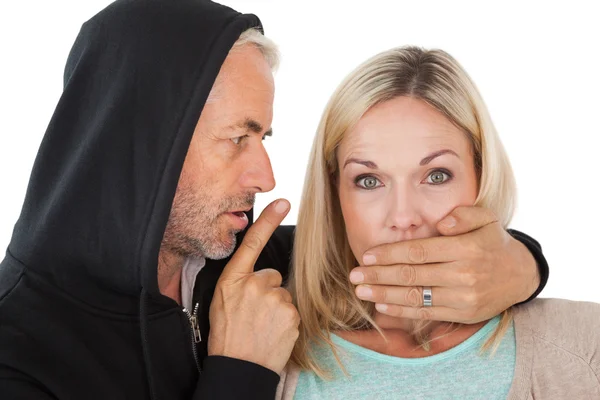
[[207, 199, 300, 374], [350, 206, 540, 324]]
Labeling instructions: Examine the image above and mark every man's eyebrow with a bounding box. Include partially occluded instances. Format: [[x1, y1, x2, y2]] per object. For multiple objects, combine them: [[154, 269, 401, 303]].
[[236, 118, 273, 137], [343, 158, 379, 170], [420, 149, 459, 165]]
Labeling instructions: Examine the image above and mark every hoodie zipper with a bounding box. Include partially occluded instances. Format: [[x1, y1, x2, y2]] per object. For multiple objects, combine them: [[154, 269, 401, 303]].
[[183, 303, 201, 372]]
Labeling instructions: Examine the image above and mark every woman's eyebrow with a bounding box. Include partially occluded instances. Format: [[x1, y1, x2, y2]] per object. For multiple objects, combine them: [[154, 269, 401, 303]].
[[420, 149, 459, 165], [343, 158, 379, 170]]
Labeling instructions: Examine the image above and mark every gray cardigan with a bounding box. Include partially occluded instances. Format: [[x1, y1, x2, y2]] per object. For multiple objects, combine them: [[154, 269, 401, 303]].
[[276, 299, 600, 399]]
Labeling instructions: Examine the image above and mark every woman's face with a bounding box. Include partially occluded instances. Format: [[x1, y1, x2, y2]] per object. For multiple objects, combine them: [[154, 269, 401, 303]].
[[337, 96, 478, 264]]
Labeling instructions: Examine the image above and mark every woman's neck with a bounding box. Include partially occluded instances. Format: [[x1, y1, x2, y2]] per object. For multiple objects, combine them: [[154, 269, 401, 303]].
[[335, 311, 488, 358]]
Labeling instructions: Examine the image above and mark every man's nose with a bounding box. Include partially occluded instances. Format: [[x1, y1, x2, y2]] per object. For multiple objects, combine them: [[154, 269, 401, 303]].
[[242, 142, 276, 193]]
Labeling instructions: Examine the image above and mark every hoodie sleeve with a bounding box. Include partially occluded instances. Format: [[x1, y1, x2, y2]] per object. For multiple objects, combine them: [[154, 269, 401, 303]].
[[508, 229, 549, 304], [0, 368, 57, 400], [195, 356, 279, 399]]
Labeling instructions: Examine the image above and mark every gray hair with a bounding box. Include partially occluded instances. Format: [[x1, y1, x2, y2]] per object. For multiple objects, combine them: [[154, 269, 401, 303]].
[[232, 27, 279, 70], [207, 27, 279, 103]]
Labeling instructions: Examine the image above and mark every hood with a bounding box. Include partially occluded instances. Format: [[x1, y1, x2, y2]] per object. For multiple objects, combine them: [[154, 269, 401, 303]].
[[7, 0, 260, 313]]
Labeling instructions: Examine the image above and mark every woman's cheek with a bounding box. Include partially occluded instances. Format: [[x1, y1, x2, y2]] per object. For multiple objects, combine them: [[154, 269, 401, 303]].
[[340, 188, 386, 263]]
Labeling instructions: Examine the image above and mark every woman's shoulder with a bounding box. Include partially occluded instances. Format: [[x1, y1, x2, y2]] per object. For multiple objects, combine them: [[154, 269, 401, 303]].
[[513, 298, 600, 355], [276, 363, 301, 400], [514, 297, 600, 334]]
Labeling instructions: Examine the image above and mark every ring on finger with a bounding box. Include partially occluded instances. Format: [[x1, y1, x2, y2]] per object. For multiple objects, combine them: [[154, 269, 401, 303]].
[[422, 286, 432, 307]]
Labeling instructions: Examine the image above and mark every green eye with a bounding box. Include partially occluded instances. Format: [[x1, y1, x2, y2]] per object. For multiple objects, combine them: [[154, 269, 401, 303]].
[[356, 176, 381, 189], [427, 170, 450, 184]]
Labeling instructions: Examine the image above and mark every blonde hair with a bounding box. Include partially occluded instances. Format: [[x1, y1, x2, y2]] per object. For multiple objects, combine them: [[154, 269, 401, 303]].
[[288, 46, 516, 377]]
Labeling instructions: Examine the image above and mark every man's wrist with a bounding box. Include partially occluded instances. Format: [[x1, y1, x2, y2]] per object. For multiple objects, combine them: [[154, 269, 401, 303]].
[[507, 228, 549, 305], [512, 238, 540, 303], [196, 356, 280, 398]]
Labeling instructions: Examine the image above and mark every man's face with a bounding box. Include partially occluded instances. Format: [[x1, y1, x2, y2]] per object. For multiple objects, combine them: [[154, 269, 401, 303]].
[[162, 44, 275, 260]]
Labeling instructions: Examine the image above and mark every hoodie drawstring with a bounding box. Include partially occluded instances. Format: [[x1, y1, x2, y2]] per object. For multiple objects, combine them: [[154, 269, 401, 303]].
[[140, 288, 158, 400]]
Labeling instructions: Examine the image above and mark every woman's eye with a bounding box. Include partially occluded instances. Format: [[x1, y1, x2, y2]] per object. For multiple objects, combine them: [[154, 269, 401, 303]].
[[356, 176, 381, 189], [426, 170, 451, 185]]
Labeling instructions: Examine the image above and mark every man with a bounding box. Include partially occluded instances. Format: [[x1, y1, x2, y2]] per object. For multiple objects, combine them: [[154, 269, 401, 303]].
[[0, 0, 547, 399]]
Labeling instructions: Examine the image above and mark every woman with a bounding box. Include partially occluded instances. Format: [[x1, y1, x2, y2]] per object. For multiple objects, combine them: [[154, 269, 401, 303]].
[[276, 47, 600, 399]]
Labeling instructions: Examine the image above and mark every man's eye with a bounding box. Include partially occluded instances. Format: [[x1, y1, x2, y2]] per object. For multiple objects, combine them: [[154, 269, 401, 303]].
[[231, 135, 248, 145], [426, 170, 452, 185], [355, 176, 382, 190]]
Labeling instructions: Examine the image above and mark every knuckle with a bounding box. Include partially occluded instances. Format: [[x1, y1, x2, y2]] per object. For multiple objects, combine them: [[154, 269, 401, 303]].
[[390, 306, 404, 317], [290, 327, 300, 341], [363, 269, 378, 284], [377, 287, 389, 303], [266, 268, 284, 284], [243, 232, 263, 251], [417, 307, 434, 320], [462, 290, 478, 306], [406, 287, 421, 307], [465, 240, 482, 258], [408, 242, 428, 264], [245, 275, 263, 296], [367, 286, 385, 303], [398, 265, 417, 285], [265, 290, 281, 304], [371, 270, 381, 284], [460, 271, 478, 288], [279, 287, 293, 302], [283, 303, 299, 322]]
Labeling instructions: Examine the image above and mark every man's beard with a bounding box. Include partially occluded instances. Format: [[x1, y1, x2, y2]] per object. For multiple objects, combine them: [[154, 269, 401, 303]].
[[162, 187, 255, 260]]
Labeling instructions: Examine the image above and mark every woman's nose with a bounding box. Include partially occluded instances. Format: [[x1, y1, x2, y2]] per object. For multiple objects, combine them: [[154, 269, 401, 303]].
[[385, 186, 423, 231]]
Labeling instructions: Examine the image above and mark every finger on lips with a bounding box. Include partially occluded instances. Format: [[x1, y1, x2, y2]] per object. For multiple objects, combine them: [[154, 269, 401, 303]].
[[221, 199, 290, 276]]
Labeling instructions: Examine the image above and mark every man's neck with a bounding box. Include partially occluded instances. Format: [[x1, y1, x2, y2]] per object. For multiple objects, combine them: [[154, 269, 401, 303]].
[[157, 250, 185, 305]]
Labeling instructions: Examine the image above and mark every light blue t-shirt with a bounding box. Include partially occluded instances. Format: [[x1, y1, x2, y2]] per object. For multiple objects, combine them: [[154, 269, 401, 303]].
[[294, 316, 515, 400]]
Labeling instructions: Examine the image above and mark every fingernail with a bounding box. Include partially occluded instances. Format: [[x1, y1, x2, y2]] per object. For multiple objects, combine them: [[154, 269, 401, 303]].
[[349, 271, 364, 284], [363, 253, 376, 266], [441, 216, 456, 229], [356, 286, 372, 299], [275, 200, 289, 214], [375, 303, 388, 312]]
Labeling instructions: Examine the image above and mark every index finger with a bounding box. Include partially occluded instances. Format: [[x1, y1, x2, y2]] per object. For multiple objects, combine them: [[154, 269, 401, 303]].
[[362, 235, 460, 266], [351, 262, 464, 288], [222, 199, 290, 276]]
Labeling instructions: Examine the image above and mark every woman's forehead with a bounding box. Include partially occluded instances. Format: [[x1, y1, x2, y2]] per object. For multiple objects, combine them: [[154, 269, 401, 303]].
[[339, 98, 469, 161]]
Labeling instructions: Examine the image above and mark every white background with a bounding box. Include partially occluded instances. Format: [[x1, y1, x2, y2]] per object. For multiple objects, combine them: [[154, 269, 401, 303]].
[[1, 1, 598, 302]]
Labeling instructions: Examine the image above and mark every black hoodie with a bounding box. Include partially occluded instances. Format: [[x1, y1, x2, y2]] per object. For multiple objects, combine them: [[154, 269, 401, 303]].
[[0, 0, 288, 398], [0, 0, 549, 399]]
